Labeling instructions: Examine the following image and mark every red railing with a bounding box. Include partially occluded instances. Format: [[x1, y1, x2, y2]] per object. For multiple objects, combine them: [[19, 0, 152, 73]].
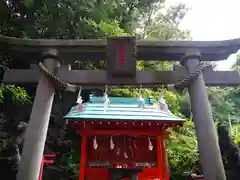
[[38, 154, 56, 180]]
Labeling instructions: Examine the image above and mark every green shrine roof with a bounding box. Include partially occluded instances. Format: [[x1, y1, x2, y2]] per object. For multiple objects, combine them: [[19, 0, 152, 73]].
[[63, 96, 184, 123]]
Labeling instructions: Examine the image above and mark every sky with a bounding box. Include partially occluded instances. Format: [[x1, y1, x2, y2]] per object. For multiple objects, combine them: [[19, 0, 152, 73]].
[[168, 0, 240, 70]]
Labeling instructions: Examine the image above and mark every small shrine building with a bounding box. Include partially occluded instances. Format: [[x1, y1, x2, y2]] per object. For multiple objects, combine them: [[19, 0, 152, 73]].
[[63, 95, 185, 180]]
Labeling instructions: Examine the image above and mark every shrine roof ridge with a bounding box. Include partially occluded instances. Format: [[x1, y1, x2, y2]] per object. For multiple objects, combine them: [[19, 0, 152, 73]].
[[1, 35, 240, 61], [63, 96, 185, 123], [88, 95, 154, 104]]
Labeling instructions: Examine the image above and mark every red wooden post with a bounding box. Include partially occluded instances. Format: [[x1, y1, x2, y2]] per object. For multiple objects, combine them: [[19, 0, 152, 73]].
[[38, 157, 44, 180], [156, 136, 163, 179], [79, 136, 87, 180], [38, 154, 56, 180], [161, 137, 169, 180]]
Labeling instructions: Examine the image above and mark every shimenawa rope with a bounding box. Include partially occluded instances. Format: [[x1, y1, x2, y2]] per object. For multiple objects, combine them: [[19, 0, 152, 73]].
[[37, 62, 205, 91]]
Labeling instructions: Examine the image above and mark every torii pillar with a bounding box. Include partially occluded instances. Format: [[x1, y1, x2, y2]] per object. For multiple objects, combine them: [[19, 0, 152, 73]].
[[17, 49, 59, 180], [181, 50, 226, 180]]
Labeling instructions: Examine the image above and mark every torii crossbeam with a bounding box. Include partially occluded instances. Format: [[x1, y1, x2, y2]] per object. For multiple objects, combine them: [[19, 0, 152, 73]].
[[1, 35, 240, 180]]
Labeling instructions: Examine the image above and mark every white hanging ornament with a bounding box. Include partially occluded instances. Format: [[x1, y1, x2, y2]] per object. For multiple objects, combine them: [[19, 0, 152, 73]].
[[93, 136, 98, 150], [148, 137, 153, 151], [116, 148, 120, 155], [76, 87, 84, 112], [138, 95, 145, 108], [158, 94, 168, 112], [110, 136, 115, 150], [128, 137, 134, 157], [138, 85, 145, 108], [104, 93, 110, 111], [133, 138, 137, 149], [124, 152, 128, 159]]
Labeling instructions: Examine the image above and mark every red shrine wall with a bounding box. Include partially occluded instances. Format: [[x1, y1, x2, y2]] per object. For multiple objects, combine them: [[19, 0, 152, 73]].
[[85, 135, 160, 180]]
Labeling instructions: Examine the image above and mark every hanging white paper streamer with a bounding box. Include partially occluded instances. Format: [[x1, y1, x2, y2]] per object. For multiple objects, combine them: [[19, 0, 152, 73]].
[[93, 136, 98, 150], [104, 93, 110, 111], [76, 88, 82, 104], [123, 136, 128, 159], [133, 138, 137, 148], [124, 152, 128, 159], [129, 137, 134, 157], [116, 148, 120, 155], [103, 85, 110, 111], [110, 136, 115, 150], [158, 94, 169, 112], [76, 87, 84, 112], [138, 85, 145, 108], [138, 95, 145, 108], [148, 137, 153, 151]]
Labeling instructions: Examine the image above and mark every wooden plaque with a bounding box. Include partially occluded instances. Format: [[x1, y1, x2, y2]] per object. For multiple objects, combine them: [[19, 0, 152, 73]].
[[106, 36, 136, 77]]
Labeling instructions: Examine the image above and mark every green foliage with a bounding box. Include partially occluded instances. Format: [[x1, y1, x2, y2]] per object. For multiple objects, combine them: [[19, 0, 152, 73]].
[[208, 87, 240, 126], [98, 20, 130, 36], [0, 54, 30, 104], [167, 121, 199, 178], [86, 19, 130, 37], [22, 0, 34, 8], [234, 137, 240, 145], [0, 84, 30, 104], [231, 124, 240, 144]]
